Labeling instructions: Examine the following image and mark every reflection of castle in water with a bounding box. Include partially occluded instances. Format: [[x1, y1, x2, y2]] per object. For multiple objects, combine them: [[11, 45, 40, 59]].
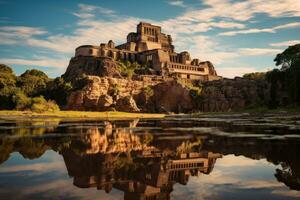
[[1, 119, 300, 196], [62, 121, 221, 200]]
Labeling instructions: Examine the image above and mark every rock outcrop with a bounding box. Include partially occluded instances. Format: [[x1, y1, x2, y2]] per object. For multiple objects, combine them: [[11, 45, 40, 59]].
[[151, 81, 195, 113], [67, 76, 158, 112], [116, 96, 140, 112], [63, 56, 122, 81], [66, 74, 273, 113], [200, 77, 270, 112], [66, 76, 195, 113]]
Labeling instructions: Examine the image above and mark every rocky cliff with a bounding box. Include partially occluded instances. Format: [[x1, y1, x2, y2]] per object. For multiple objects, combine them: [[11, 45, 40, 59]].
[[67, 76, 195, 113], [63, 56, 122, 81], [66, 75, 273, 113], [63, 57, 274, 113], [200, 77, 270, 112]]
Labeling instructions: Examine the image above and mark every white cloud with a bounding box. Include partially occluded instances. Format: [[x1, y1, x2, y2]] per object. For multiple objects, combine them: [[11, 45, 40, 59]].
[[270, 40, 300, 47], [220, 28, 275, 36], [220, 22, 300, 36], [0, 57, 68, 68], [168, 0, 187, 8], [0, 26, 47, 35], [0, 18, 138, 55], [78, 3, 115, 15], [238, 48, 282, 56], [217, 66, 260, 78], [72, 12, 94, 19], [197, 0, 300, 22]]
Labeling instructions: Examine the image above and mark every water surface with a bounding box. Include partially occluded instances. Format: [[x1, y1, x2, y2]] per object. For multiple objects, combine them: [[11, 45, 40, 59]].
[[0, 115, 300, 200]]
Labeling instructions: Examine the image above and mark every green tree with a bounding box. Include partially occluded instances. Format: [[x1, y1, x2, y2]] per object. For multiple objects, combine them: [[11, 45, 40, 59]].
[[17, 69, 49, 96], [43, 77, 72, 107], [274, 44, 300, 69], [0, 64, 17, 109], [12, 90, 31, 110], [267, 43, 300, 107]]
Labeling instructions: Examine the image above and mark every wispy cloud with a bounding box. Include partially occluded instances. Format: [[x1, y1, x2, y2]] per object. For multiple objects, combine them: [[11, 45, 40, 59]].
[[78, 3, 115, 16], [220, 22, 300, 36], [72, 12, 94, 19], [190, 0, 300, 22], [270, 40, 300, 47], [168, 0, 187, 8], [0, 57, 68, 68], [238, 48, 282, 56], [0, 26, 47, 36]]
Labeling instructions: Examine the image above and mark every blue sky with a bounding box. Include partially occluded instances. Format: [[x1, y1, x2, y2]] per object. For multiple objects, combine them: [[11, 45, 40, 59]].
[[0, 0, 299, 78]]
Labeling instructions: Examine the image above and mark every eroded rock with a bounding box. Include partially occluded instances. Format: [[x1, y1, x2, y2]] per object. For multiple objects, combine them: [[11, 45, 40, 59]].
[[115, 96, 140, 112], [152, 81, 195, 113], [200, 77, 270, 112]]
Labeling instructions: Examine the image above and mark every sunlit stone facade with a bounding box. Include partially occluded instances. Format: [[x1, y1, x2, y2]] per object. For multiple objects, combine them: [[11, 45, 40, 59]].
[[74, 22, 221, 81]]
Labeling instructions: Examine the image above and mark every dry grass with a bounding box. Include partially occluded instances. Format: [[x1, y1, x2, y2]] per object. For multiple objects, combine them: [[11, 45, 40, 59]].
[[0, 110, 165, 120]]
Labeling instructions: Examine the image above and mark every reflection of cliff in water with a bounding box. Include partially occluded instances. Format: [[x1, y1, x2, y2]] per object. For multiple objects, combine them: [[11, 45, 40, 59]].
[[203, 134, 300, 191], [0, 119, 300, 193]]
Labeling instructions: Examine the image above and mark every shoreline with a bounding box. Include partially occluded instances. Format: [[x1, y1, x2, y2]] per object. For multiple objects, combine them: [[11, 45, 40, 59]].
[[0, 107, 299, 121], [0, 110, 165, 120]]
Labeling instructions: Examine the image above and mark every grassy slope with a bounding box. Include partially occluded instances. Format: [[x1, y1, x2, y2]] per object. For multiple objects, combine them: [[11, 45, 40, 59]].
[[0, 110, 165, 119]]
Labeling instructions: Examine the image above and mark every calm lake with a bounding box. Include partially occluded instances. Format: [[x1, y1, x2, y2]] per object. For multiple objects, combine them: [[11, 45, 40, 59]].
[[0, 114, 300, 200]]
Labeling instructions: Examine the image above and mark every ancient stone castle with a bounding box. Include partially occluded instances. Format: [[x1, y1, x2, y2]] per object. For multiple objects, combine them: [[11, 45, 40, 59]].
[[73, 22, 220, 81]]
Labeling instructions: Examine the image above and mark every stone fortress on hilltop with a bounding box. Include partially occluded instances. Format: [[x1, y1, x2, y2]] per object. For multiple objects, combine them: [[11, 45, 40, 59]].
[[66, 22, 221, 81]]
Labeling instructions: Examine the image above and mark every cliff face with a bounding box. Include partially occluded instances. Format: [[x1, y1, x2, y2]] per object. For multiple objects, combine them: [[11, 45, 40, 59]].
[[200, 77, 270, 112], [66, 75, 274, 113], [63, 56, 122, 81], [66, 76, 194, 113]]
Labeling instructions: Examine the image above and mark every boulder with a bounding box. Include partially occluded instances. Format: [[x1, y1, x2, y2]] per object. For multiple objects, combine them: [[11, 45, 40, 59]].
[[116, 96, 140, 112], [98, 95, 114, 111]]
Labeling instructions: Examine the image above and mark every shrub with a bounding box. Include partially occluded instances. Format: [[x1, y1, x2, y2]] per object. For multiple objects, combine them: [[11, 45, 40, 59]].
[[143, 86, 154, 99], [117, 61, 148, 79], [110, 83, 121, 96], [243, 72, 265, 79], [43, 77, 73, 107], [30, 96, 60, 113], [17, 69, 49, 96], [12, 90, 31, 110]]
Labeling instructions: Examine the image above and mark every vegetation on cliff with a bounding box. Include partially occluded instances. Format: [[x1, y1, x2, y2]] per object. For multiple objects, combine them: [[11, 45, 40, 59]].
[[117, 60, 149, 79]]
